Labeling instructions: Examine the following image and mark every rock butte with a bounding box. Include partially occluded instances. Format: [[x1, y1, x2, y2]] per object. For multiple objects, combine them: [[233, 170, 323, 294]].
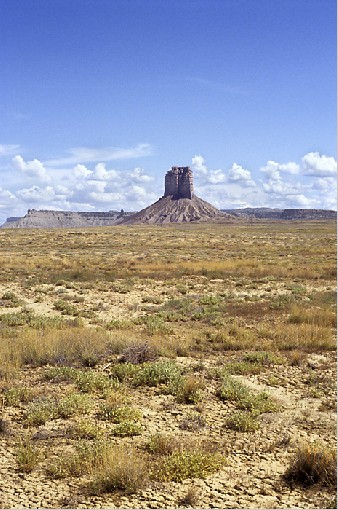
[[121, 166, 231, 224]]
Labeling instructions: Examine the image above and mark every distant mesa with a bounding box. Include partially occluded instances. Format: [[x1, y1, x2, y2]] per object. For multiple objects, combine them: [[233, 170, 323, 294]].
[[222, 207, 337, 221], [121, 166, 230, 224], [0, 209, 132, 229]]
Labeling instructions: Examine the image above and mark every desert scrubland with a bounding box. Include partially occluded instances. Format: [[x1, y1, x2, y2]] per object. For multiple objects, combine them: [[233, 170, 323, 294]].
[[0, 221, 336, 509]]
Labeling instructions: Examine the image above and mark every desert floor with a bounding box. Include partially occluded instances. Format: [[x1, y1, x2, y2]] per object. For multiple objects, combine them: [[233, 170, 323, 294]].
[[0, 220, 336, 509]]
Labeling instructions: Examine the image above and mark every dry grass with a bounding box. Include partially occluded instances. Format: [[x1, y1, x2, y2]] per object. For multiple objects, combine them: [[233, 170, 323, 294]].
[[0, 220, 336, 508], [284, 442, 337, 487]]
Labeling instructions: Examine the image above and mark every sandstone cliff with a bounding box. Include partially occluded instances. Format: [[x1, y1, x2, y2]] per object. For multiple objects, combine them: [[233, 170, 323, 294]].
[[1, 209, 132, 228]]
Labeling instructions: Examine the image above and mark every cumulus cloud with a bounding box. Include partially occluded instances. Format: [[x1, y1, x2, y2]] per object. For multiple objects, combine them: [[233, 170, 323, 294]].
[[207, 169, 226, 184], [287, 194, 314, 206], [73, 162, 119, 181], [17, 186, 58, 202], [129, 167, 153, 183], [85, 180, 107, 193], [228, 163, 255, 186], [13, 155, 50, 182], [191, 155, 208, 175], [74, 164, 92, 178], [301, 152, 337, 176], [259, 153, 337, 210], [279, 162, 300, 174], [260, 160, 300, 178], [262, 176, 301, 195], [88, 192, 123, 203], [312, 177, 336, 191], [126, 185, 149, 200], [92, 163, 119, 181]]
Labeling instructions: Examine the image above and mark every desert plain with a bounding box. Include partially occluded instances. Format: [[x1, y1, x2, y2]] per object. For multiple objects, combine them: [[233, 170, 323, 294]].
[[0, 220, 336, 509]]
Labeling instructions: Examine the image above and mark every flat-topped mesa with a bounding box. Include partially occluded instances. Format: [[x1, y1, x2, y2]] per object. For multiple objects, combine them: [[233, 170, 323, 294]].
[[164, 166, 194, 199]]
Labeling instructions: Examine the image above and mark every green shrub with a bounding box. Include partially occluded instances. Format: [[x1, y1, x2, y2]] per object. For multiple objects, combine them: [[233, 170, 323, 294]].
[[218, 375, 278, 415], [111, 421, 142, 437], [4, 385, 39, 406], [16, 437, 42, 472], [24, 393, 92, 425], [97, 404, 141, 423], [133, 315, 172, 335], [57, 393, 92, 418], [242, 351, 284, 365], [223, 361, 262, 375], [24, 398, 57, 426], [156, 450, 225, 482], [1, 291, 22, 307], [133, 361, 181, 388], [67, 419, 103, 439], [45, 366, 114, 393], [225, 411, 260, 432], [109, 360, 181, 389]]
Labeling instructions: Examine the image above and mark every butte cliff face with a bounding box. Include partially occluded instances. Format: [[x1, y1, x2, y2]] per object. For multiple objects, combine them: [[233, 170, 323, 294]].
[[121, 166, 230, 224]]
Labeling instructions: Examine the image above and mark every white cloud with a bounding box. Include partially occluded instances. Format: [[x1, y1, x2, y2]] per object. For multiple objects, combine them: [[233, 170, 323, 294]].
[[92, 163, 119, 181], [74, 164, 92, 178], [312, 177, 336, 191], [16, 184, 73, 203], [129, 167, 153, 183], [126, 185, 149, 200], [279, 162, 299, 174], [0, 187, 16, 206], [207, 169, 226, 184], [285, 194, 314, 207], [73, 162, 119, 181], [85, 180, 107, 192], [88, 192, 123, 203], [13, 155, 50, 182], [0, 144, 20, 156], [301, 152, 337, 176], [262, 177, 301, 195], [260, 161, 281, 180], [191, 155, 208, 175], [46, 143, 153, 167], [260, 160, 299, 178], [228, 163, 255, 186], [17, 186, 57, 202]]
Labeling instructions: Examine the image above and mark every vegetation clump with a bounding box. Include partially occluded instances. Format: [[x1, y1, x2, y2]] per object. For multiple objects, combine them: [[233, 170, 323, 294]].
[[218, 375, 279, 415], [284, 442, 337, 487]]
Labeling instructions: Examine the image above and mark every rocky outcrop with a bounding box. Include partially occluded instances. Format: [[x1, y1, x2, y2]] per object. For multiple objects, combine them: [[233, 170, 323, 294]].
[[164, 166, 194, 199], [222, 207, 337, 220], [122, 165, 231, 224], [280, 209, 337, 220], [121, 195, 231, 224], [1, 209, 133, 228]]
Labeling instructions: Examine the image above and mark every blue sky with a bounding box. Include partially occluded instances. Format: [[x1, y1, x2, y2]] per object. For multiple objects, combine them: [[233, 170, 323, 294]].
[[0, 0, 336, 222]]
